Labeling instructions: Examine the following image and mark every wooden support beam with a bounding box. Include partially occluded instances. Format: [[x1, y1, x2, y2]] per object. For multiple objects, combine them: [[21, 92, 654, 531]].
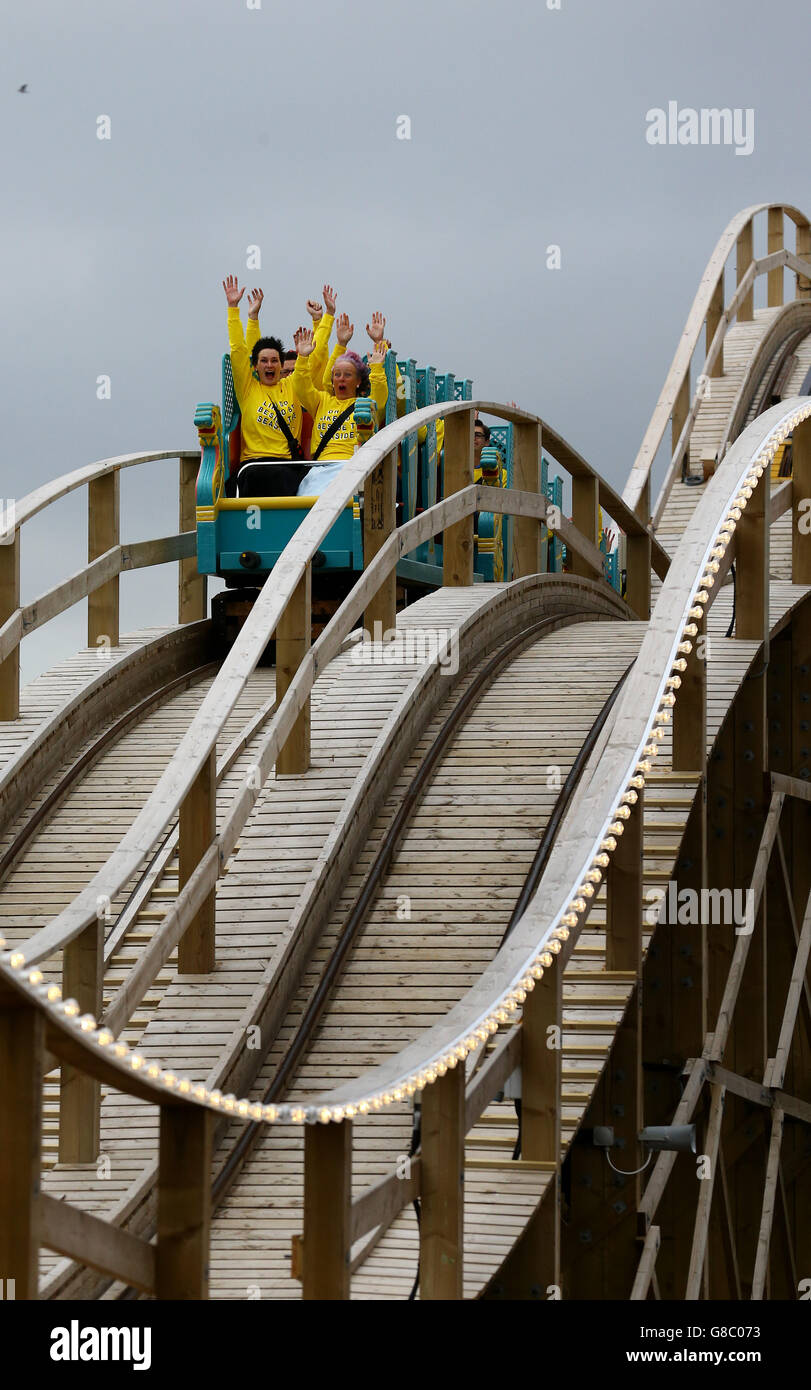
[[737, 220, 754, 321], [420, 1063, 464, 1300], [570, 475, 600, 581], [686, 1083, 725, 1299], [673, 612, 706, 771], [88, 471, 120, 649], [707, 276, 724, 378], [442, 410, 474, 587], [673, 373, 690, 476], [792, 418, 811, 586], [751, 1107, 785, 1300], [796, 221, 811, 300], [767, 207, 784, 307], [303, 1119, 351, 1299], [363, 448, 397, 638], [0, 531, 20, 720], [179, 455, 206, 623], [58, 918, 103, 1163], [276, 564, 312, 774], [0, 994, 43, 1300], [625, 477, 651, 621], [512, 421, 542, 578], [607, 788, 643, 975], [716, 1141, 743, 1300], [631, 1225, 661, 1300], [156, 1103, 212, 1299], [766, 884, 811, 1091], [521, 965, 562, 1290], [178, 749, 216, 974], [40, 1192, 155, 1294], [736, 466, 769, 641]]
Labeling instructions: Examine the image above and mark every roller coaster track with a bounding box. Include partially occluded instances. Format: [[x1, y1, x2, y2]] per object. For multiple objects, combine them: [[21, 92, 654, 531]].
[[1, 203, 810, 1302]]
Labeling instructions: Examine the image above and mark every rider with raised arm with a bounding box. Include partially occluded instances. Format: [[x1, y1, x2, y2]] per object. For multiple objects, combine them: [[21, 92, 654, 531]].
[[223, 275, 306, 496], [291, 312, 389, 496]]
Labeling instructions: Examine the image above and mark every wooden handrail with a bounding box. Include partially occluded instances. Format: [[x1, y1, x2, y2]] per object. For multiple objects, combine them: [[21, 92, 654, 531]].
[[624, 202, 811, 521], [10, 449, 199, 532]]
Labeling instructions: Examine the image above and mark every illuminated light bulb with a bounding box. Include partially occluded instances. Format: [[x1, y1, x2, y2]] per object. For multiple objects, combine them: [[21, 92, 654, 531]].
[[579, 883, 595, 899], [237, 1099, 249, 1116], [651, 727, 665, 740], [466, 1035, 480, 1052], [554, 926, 570, 942], [654, 711, 671, 725], [496, 1008, 510, 1024], [678, 641, 692, 655], [405, 1080, 416, 1096], [62, 998, 80, 1018], [616, 805, 631, 820], [514, 987, 527, 1004], [97, 1029, 113, 1047], [630, 774, 646, 788], [194, 1086, 207, 1102], [661, 693, 676, 707], [358, 1101, 370, 1114], [610, 819, 625, 834], [504, 996, 519, 1012], [665, 678, 680, 691], [46, 984, 62, 1002], [540, 952, 554, 968], [209, 1090, 222, 1106], [392, 1087, 404, 1101], [683, 623, 698, 638], [28, 970, 43, 987], [445, 1053, 459, 1069], [79, 1014, 96, 1031], [571, 896, 587, 912], [548, 939, 561, 954], [475, 1025, 489, 1042], [529, 963, 545, 980], [425, 1066, 438, 1082], [521, 975, 536, 992], [711, 546, 724, 559], [562, 912, 579, 928], [332, 1106, 345, 1122], [623, 788, 639, 803], [162, 1072, 178, 1089], [221, 1093, 236, 1111], [291, 1108, 306, 1123], [728, 507, 741, 521], [249, 1104, 263, 1121], [9, 951, 25, 969], [600, 837, 617, 852], [673, 658, 687, 672], [455, 1044, 467, 1060], [382, 1092, 393, 1106], [147, 1064, 161, 1081], [587, 867, 602, 882], [436, 1061, 447, 1077], [130, 1054, 145, 1071], [696, 589, 709, 604]]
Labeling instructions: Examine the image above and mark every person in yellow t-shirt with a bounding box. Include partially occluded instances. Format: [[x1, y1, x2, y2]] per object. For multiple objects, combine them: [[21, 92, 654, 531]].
[[222, 274, 306, 497], [291, 312, 389, 497]]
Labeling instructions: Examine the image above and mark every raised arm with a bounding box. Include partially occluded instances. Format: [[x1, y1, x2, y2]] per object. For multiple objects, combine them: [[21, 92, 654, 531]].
[[368, 337, 389, 421], [245, 286, 264, 354], [290, 325, 323, 416], [310, 283, 338, 389], [223, 275, 253, 400]]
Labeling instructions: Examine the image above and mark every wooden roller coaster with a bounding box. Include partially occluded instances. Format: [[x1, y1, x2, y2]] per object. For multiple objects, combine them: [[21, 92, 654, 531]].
[[0, 202, 810, 1302]]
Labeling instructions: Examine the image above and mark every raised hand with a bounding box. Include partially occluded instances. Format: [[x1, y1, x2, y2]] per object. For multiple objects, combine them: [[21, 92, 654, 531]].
[[247, 287, 264, 319], [222, 274, 244, 308], [366, 311, 386, 343], [294, 325, 315, 357], [306, 297, 323, 323], [369, 338, 387, 365], [323, 283, 337, 315], [336, 313, 354, 346]]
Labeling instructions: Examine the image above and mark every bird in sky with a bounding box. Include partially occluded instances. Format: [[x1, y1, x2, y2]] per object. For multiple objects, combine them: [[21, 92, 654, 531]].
[[18, 84, 28, 93]]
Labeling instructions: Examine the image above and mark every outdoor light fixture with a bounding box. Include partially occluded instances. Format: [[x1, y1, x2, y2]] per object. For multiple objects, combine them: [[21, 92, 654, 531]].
[[639, 1124, 697, 1153]]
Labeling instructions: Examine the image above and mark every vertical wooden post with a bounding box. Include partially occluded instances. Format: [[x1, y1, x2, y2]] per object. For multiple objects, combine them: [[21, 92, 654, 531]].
[[672, 373, 690, 474], [88, 471, 120, 649], [792, 417, 811, 586], [606, 789, 644, 1236], [59, 919, 103, 1163], [521, 965, 562, 1289], [767, 207, 784, 307], [302, 1119, 351, 1300], [156, 1103, 212, 1299], [178, 749, 216, 974], [607, 790, 643, 976], [179, 456, 206, 624], [570, 475, 600, 580], [737, 220, 754, 321], [625, 478, 651, 621], [420, 1064, 464, 1299], [513, 421, 542, 578], [0, 992, 43, 1300], [673, 611, 707, 770], [276, 565, 312, 775], [0, 530, 20, 721], [363, 448, 397, 639], [736, 467, 769, 642], [685, 1083, 725, 1299], [442, 410, 474, 587], [795, 219, 811, 300], [707, 275, 724, 378]]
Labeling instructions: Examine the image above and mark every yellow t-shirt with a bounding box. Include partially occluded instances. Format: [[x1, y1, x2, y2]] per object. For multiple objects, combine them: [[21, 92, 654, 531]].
[[291, 355, 388, 462]]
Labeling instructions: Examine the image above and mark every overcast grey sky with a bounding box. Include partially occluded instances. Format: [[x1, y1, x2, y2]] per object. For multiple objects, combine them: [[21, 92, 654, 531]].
[[2, 0, 809, 680]]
